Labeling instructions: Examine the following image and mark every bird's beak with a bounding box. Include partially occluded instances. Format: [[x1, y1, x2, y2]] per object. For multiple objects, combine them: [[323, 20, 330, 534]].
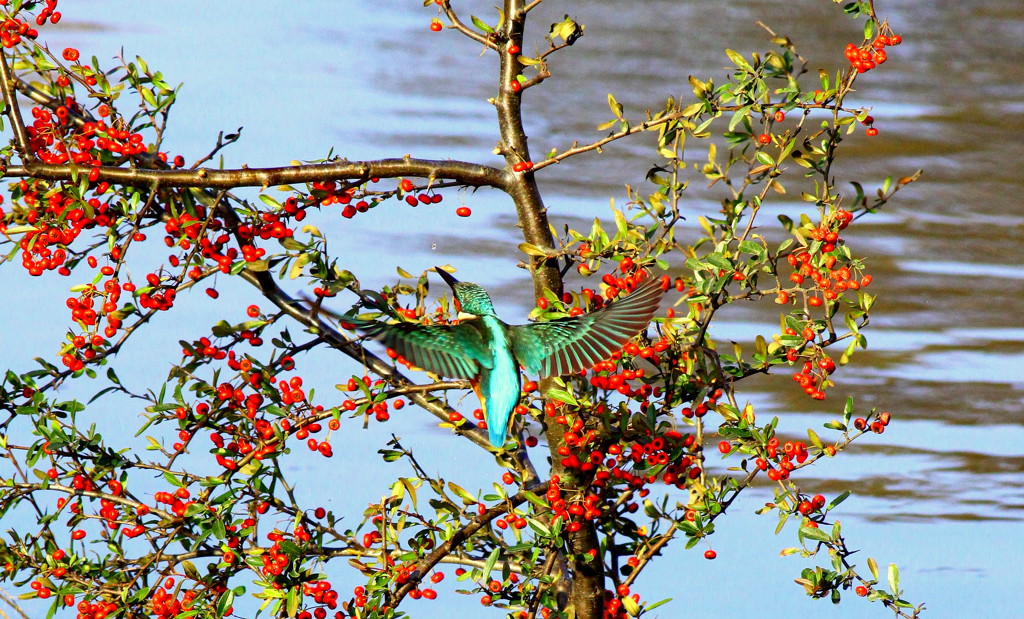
[[435, 267, 460, 289]]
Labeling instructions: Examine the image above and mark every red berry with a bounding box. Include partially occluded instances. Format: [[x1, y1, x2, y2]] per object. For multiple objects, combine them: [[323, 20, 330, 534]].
[[866, 127, 879, 137], [757, 133, 771, 145], [456, 207, 471, 217], [773, 110, 785, 123], [704, 549, 717, 560], [429, 21, 442, 32], [717, 440, 730, 454]]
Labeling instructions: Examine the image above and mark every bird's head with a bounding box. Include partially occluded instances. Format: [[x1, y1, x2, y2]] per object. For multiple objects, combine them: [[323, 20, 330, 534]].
[[436, 267, 494, 317]]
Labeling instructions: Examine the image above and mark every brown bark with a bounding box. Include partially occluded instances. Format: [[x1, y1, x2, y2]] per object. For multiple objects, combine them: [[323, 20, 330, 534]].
[[498, 3, 605, 618]]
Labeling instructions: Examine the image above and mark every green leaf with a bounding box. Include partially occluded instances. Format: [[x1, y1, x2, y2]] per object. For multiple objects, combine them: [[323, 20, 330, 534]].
[[756, 151, 775, 166], [827, 490, 850, 510], [800, 526, 831, 542], [259, 194, 282, 209], [737, 240, 765, 259], [522, 490, 548, 509], [546, 388, 578, 406], [863, 19, 875, 40], [704, 252, 732, 271], [471, 15, 494, 33], [725, 48, 752, 72], [447, 482, 477, 505], [483, 547, 500, 578], [527, 519, 550, 537], [217, 589, 235, 617], [888, 563, 900, 594]]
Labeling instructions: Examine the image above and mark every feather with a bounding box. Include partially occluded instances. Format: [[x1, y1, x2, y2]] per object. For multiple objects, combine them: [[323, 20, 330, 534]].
[[510, 278, 664, 377], [356, 318, 492, 379]]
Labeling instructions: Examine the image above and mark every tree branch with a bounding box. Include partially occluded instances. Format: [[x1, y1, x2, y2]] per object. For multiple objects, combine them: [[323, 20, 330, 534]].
[[3, 156, 507, 191], [440, 1, 500, 50], [0, 48, 34, 162], [392, 480, 551, 605]]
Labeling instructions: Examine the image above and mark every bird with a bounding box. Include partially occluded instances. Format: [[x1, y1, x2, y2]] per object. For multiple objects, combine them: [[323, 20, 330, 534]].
[[351, 267, 665, 448]]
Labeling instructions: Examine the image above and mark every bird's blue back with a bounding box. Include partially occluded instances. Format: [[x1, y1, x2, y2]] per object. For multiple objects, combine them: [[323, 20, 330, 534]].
[[477, 315, 521, 447]]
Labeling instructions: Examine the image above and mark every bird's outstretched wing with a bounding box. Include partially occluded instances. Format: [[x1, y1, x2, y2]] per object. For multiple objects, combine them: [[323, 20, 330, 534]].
[[356, 318, 492, 379], [510, 278, 665, 378]]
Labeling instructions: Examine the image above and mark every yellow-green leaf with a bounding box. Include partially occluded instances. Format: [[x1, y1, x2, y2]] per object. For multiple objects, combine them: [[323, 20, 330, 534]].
[[726, 48, 752, 72], [868, 556, 879, 580], [448, 482, 478, 505], [608, 93, 624, 119], [681, 102, 703, 117], [289, 253, 310, 279], [518, 242, 550, 257]]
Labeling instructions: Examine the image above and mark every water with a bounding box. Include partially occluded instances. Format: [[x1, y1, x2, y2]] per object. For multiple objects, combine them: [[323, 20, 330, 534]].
[[1, 0, 1022, 616]]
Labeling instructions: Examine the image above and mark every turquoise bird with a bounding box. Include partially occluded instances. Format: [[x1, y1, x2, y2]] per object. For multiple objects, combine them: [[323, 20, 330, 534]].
[[355, 268, 664, 447]]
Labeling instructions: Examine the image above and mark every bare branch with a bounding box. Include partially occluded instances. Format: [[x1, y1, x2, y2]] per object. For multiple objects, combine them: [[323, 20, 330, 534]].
[[4, 156, 508, 191], [0, 49, 34, 161]]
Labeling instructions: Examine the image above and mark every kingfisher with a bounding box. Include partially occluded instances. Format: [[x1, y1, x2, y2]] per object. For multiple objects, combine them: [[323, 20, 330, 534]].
[[353, 268, 664, 448]]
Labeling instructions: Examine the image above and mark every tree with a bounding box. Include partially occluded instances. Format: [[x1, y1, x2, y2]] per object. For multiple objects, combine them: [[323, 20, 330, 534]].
[[0, 1, 924, 618]]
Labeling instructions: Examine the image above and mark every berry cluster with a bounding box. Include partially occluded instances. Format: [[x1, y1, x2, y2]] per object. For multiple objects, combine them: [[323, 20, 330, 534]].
[[844, 31, 901, 74], [753, 437, 813, 481], [775, 209, 872, 399]]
